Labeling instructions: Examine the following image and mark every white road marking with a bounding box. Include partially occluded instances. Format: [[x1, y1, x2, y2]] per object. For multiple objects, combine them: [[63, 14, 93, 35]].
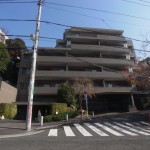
[[63, 126, 75, 136], [124, 122, 150, 133], [74, 124, 92, 136], [114, 122, 150, 136], [84, 123, 109, 136], [140, 121, 150, 126], [133, 122, 142, 126], [104, 122, 138, 136], [48, 129, 57, 136], [95, 123, 124, 136]]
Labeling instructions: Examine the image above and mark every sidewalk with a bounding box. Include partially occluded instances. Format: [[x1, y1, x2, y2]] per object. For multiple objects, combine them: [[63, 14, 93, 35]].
[[0, 110, 150, 138]]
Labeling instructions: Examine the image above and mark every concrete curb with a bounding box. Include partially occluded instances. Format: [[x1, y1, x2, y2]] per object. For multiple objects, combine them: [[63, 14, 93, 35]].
[[0, 130, 44, 139], [35, 118, 92, 131], [34, 111, 150, 131]]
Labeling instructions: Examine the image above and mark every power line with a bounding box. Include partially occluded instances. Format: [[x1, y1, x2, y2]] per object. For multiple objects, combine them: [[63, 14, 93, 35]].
[[0, 1, 36, 4], [138, 0, 150, 4], [3, 33, 150, 53], [122, 0, 150, 7], [46, 6, 150, 28], [45, 2, 150, 21], [1, 18, 150, 45], [46, 6, 112, 29], [5, 34, 57, 40], [2, 6, 150, 29]]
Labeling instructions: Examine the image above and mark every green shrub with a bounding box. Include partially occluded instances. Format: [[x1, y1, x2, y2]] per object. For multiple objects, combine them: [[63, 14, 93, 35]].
[[57, 82, 77, 107], [50, 103, 67, 115], [0, 103, 17, 119], [44, 115, 53, 122], [44, 111, 79, 122], [141, 97, 150, 108], [52, 114, 65, 121], [67, 107, 75, 112]]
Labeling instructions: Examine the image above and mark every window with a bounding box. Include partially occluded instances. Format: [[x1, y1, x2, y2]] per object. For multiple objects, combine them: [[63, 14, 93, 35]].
[[126, 54, 130, 60], [128, 67, 133, 73], [124, 43, 128, 48]]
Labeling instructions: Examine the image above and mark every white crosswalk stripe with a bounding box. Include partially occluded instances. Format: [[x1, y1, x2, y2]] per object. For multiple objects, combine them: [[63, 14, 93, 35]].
[[113, 122, 150, 136], [95, 123, 124, 136], [47, 122, 150, 137], [84, 123, 109, 136], [63, 126, 75, 136], [124, 122, 150, 133], [104, 122, 138, 136], [133, 122, 142, 126], [140, 121, 150, 126], [74, 124, 92, 136], [48, 129, 57, 136]]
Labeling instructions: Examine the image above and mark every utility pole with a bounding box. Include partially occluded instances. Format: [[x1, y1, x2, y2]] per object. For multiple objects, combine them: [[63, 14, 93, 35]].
[[26, 0, 43, 131]]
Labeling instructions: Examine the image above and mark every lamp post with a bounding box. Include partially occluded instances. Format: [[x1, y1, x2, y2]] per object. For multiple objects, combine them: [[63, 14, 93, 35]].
[[26, 0, 43, 131]]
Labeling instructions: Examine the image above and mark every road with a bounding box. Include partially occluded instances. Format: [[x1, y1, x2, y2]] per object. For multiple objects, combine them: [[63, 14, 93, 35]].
[[0, 120, 150, 150]]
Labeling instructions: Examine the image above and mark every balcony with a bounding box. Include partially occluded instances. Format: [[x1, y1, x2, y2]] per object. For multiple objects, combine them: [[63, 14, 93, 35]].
[[65, 34, 126, 44], [37, 56, 134, 67], [35, 70, 124, 80], [34, 86, 135, 95], [71, 44, 130, 54]]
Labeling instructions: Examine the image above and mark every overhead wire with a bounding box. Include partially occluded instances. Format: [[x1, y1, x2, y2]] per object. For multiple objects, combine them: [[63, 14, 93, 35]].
[[1, 18, 150, 45], [0, 1, 36, 4], [45, 2, 150, 21], [47, 6, 150, 29], [122, 0, 150, 7], [138, 0, 150, 4]]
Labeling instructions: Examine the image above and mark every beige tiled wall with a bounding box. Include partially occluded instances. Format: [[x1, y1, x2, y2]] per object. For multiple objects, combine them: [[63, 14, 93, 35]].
[[0, 81, 17, 103]]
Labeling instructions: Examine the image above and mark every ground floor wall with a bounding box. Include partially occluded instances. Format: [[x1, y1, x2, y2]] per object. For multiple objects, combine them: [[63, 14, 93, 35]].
[[16, 93, 148, 120]]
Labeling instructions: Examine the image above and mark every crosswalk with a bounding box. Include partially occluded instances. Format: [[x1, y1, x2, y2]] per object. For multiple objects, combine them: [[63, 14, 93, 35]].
[[47, 121, 150, 137]]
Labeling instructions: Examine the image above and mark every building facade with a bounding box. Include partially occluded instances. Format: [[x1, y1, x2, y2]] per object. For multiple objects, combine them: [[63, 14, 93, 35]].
[[17, 27, 141, 119]]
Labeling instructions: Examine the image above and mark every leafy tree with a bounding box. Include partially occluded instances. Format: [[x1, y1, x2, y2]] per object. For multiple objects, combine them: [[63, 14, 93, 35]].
[[0, 42, 10, 78], [121, 62, 150, 91], [5, 38, 27, 85], [72, 78, 95, 110], [6, 38, 26, 57], [57, 82, 76, 107]]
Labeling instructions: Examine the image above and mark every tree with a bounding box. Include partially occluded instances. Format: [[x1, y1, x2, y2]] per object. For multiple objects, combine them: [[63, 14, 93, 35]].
[[57, 82, 76, 107], [72, 78, 95, 110], [121, 62, 150, 91], [5, 38, 27, 85], [6, 38, 26, 57], [0, 42, 10, 78]]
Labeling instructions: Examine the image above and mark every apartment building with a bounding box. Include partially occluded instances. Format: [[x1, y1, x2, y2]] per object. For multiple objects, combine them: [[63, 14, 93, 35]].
[[16, 27, 141, 119]]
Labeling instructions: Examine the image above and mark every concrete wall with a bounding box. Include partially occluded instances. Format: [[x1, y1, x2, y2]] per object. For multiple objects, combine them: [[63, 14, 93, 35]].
[[0, 81, 17, 103]]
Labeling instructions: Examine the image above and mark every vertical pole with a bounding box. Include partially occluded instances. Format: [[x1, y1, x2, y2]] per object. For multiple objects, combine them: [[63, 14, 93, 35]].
[[86, 97, 88, 117], [40, 116, 43, 126], [131, 94, 135, 106], [66, 114, 68, 122], [26, 0, 43, 131]]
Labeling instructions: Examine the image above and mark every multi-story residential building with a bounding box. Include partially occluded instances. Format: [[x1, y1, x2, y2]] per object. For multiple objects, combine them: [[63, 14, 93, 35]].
[[0, 29, 9, 44], [16, 27, 142, 119]]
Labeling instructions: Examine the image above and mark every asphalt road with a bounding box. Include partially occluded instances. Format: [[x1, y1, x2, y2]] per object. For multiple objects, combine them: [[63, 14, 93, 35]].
[[0, 120, 150, 150]]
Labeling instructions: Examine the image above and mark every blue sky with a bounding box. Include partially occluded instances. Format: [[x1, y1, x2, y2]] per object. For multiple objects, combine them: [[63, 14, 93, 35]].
[[0, 0, 150, 59]]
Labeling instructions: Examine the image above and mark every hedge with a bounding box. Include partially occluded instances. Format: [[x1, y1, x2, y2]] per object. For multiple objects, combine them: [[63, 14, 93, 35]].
[[44, 111, 79, 122], [50, 103, 67, 115], [0, 103, 17, 119]]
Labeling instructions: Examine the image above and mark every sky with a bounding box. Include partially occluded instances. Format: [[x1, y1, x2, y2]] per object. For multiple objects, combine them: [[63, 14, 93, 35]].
[[0, 0, 150, 60]]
